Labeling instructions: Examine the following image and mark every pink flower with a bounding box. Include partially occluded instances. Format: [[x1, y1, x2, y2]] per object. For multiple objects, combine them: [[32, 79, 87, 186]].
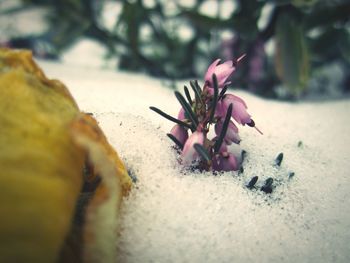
[[212, 152, 239, 171], [205, 59, 235, 89], [177, 108, 185, 120], [181, 131, 204, 165], [222, 94, 251, 125], [212, 136, 228, 152], [215, 120, 240, 144], [170, 124, 189, 145], [214, 101, 226, 118]]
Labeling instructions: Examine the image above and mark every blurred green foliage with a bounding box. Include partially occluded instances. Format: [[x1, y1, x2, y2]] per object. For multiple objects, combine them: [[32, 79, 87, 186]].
[[17, 0, 350, 98]]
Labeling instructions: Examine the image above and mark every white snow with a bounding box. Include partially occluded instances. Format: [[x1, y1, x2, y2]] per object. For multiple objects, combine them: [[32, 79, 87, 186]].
[[38, 58, 350, 263], [61, 39, 116, 70]]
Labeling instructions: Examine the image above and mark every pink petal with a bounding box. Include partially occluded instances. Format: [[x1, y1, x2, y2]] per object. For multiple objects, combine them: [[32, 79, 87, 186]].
[[204, 59, 221, 83], [215, 120, 240, 144], [224, 94, 247, 108], [232, 101, 251, 125], [222, 153, 239, 171], [225, 121, 240, 144], [170, 124, 189, 145], [214, 101, 226, 118], [212, 153, 239, 171], [223, 94, 251, 125], [211, 136, 228, 153], [181, 131, 204, 165], [177, 108, 185, 120], [214, 63, 235, 87]]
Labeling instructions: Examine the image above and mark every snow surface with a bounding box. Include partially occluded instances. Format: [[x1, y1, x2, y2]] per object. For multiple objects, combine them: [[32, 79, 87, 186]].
[[38, 60, 350, 263]]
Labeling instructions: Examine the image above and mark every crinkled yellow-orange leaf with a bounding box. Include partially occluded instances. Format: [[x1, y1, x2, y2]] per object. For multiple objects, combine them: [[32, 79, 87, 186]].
[[0, 48, 131, 263]]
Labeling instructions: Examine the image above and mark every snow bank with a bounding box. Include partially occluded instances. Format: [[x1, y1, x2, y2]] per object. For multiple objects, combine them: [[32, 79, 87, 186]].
[[39, 60, 350, 263]]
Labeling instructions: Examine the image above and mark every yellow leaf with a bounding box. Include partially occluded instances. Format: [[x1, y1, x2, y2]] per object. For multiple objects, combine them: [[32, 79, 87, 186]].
[[0, 48, 132, 263]]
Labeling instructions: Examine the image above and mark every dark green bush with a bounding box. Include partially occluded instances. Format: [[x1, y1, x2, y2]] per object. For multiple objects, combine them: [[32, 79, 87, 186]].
[[16, 0, 350, 98]]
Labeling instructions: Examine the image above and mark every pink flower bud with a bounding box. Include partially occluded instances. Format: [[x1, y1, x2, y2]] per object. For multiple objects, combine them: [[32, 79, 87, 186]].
[[181, 131, 204, 165], [205, 59, 236, 89], [170, 124, 189, 145], [215, 120, 240, 145], [212, 153, 239, 171], [222, 94, 251, 125], [177, 108, 185, 120]]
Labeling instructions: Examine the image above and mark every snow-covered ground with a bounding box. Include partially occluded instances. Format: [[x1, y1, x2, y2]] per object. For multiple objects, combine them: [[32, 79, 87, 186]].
[[2, 0, 349, 260], [38, 59, 350, 263]]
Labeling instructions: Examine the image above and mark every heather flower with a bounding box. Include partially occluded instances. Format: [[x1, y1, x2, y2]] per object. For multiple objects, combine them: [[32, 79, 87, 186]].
[[213, 137, 228, 153], [150, 55, 261, 172], [215, 120, 240, 144], [177, 108, 185, 120], [222, 94, 251, 125], [181, 131, 204, 165], [170, 124, 188, 146], [205, 59, 235, 89], [212, 153, 239, 171]]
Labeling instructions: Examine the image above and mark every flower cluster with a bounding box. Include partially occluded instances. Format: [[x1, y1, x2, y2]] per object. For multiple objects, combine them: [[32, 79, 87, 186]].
[[150, 56, 262, 172]]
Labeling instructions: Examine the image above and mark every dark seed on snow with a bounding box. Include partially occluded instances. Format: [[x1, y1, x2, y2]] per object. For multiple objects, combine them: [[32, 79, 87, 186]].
[[261, 177, 273, 194], [247, 176, 258, 189], [275, 153, 283, 166]]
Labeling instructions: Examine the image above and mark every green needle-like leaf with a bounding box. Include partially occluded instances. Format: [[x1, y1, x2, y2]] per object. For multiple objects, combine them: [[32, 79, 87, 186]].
[[209, 74, 219, 123], [167, 133, 184, 150], [194, 143, 211, 162], [219, 85, 228, 100], [213, 103, 232, 153], [149, 106, 192, 129], [194, 80, 202, 92], [190, 80, 203, 104], [184, 85, 192, 104], [174, 91, 198, 129]]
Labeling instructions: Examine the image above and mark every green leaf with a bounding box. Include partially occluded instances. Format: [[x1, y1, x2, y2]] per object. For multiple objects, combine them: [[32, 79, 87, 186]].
[[167, 133, 184, 150], [174, 91, 198, 130], [183, 85, 192, 105], [209, 74, 219, 124], [218, 85, 228, 100], [275, 12, 309, 97], [213, 103, 232, 153], [193, 143, 211, 162], [189, 80, 203, 104], [149, 106, 192, 129]]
